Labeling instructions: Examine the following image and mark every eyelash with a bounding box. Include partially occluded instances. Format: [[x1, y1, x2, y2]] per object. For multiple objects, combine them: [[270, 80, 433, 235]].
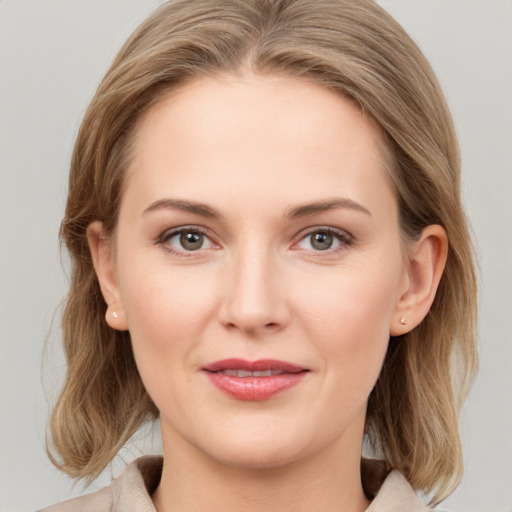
[[157, 226, 216, 258], [156, 225, 354, 258], [295, 227, 354, 255]]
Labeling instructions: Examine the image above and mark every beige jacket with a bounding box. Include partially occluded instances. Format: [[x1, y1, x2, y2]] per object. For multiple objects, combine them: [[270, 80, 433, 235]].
[[39, 456, 430, 512]]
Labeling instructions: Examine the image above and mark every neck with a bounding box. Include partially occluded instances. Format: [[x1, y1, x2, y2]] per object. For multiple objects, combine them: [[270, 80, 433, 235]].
[[152, 423, 370, 512]]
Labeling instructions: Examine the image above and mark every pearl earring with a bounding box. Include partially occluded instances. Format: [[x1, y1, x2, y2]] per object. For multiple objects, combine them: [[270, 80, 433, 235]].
[[399, 316, 407, 325], [112, 311, 119, 319]]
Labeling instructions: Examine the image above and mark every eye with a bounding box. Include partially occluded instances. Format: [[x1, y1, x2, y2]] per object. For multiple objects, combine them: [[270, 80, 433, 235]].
[[296, 228, 352, 252], [160, 227, 215, 254]]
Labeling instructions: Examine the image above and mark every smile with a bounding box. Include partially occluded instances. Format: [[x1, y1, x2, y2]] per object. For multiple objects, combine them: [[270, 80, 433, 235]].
[[202, 359, 309, 401]]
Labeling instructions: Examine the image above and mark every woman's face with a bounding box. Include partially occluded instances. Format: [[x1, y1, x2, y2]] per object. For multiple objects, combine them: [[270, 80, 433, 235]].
[[97, 75, 412, 469]]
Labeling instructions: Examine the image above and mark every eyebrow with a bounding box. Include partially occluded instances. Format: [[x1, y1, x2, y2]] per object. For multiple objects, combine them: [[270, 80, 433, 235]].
[[142, 197, 371, 219], [143, 198, 221, 218], [285, 198, 372, 219]]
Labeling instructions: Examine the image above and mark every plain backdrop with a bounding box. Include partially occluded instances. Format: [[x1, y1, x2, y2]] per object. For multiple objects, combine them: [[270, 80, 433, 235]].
[[1, 1, 511, 511]]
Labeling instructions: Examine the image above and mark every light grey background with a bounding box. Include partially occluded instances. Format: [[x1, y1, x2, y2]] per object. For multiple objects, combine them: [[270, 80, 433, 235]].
[[1, 1, 511, 511]]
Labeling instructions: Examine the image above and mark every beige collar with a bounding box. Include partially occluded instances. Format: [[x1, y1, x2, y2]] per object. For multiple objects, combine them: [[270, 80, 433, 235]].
[[40, 455, 430, 511]]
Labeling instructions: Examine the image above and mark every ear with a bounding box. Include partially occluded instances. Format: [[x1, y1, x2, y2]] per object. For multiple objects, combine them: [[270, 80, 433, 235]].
[[390, 224, 448, 336], [87, 221, 128, 331]]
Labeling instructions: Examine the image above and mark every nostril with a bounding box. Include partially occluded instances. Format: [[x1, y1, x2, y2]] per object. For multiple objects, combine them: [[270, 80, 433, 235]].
[[224, 321, 280, 335]]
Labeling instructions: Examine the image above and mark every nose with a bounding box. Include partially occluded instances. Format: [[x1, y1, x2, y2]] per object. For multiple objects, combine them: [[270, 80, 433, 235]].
[[218, 243, 291, 336]]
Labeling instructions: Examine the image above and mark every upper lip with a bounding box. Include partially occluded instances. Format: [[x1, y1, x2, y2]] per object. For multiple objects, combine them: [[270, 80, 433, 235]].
[[202, 358, 307, 373]]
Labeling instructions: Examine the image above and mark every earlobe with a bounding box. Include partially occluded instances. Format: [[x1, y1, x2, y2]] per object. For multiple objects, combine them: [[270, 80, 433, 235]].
[[86, 221, 128, 331], [106, 307, 127, 330], [390, 224, 448, 336]]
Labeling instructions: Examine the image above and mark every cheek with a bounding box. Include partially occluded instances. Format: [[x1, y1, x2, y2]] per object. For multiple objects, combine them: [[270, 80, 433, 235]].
[[118, 264, 221, 413], [118, 262, 219, 360], [294, 263, 400, 384]]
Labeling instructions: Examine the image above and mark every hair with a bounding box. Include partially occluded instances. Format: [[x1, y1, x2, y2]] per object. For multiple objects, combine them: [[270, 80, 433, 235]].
[[48, 0, 477, 504]]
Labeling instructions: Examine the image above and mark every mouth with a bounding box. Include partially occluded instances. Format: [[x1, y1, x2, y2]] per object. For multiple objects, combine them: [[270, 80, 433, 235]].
[[202, 358, 309, 401], [212, 369, 289, 377]]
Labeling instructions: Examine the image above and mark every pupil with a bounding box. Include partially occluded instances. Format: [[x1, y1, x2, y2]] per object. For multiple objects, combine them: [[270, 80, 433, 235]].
[[180, 232, 203, 250], [311, 232, 333, 250]]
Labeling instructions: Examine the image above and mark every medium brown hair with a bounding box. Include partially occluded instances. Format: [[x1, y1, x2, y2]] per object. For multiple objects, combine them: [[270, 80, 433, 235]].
[[48, 0, 477, 503]]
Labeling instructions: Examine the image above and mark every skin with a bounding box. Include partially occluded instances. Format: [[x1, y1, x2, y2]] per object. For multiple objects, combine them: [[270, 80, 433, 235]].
[[88, 74, 447, 512]]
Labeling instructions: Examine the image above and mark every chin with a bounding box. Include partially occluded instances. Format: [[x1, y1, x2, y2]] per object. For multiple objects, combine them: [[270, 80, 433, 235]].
[[185, 417, 332, 471], [205, 439, 307, 470]]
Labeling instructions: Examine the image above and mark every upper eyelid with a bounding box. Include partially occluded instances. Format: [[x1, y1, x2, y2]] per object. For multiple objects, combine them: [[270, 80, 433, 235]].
[[159, 225, 215, 241], [295, 225, 353, 241]]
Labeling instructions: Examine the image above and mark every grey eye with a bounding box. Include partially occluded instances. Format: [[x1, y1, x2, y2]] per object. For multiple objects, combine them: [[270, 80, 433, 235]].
[[165, 229, 213, 252], [310, 231, 334, 250], [296, 229, 347, 252]]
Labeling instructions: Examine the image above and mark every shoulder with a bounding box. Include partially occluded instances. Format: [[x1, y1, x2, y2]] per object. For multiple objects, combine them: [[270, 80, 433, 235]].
[[367, 470, 432, 512], [37, 485, 112, 512], [37, 456, 163, 512]]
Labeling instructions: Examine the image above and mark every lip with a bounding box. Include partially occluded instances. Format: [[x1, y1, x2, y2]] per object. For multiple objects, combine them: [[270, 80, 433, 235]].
[[203, 358, 309, 401]]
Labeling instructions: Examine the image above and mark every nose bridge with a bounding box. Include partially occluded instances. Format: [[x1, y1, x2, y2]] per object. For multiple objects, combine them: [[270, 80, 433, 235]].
[[220, 236, 289, 334]]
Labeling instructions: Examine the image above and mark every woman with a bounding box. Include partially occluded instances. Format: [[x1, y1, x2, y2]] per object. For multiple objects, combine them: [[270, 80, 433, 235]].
[[40, 0, 477, 510]]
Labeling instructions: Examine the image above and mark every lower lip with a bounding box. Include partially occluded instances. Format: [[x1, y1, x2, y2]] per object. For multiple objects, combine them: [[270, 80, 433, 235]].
[[205, 372, 307, 401]]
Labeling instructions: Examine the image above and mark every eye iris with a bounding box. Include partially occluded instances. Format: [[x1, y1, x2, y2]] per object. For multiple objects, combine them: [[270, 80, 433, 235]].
[[180, 232, 203, 250], [311, 231, 333, 250]]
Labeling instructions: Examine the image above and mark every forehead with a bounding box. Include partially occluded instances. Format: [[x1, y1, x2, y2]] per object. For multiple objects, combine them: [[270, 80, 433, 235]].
[[123, 73, 395, 218], [131, 73, 388, 159]]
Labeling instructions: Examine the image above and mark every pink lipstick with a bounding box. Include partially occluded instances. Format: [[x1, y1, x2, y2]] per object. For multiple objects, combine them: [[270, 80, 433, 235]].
[[203, 358, 308, 401]]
